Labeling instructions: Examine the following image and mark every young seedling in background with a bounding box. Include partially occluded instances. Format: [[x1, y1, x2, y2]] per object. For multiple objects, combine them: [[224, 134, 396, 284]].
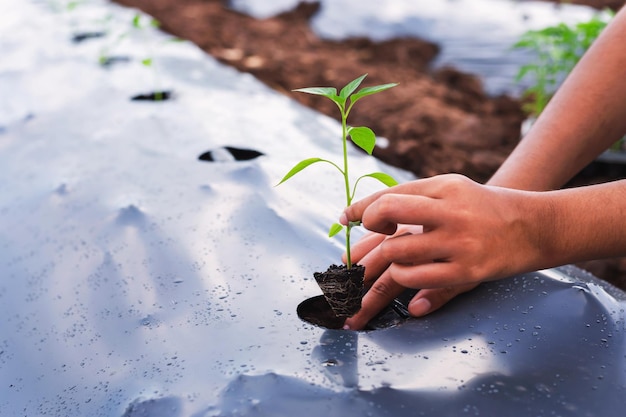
[[100, 12, 182, 101], [97, 13, 159, 67], [45, 0, 84, 13], [277, 74, 398, 269], [131, 13, 167, 101], [131, 13, 161, 67]]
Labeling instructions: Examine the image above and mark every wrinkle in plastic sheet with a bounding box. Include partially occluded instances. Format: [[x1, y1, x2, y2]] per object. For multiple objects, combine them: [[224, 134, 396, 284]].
[[0, 1, 625, 416]]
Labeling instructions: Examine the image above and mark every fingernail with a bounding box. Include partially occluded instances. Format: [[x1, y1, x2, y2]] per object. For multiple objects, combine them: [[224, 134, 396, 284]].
[[409, 298, 431, 317], [339, 212, 348, 226], [342, 324, 351, 330]]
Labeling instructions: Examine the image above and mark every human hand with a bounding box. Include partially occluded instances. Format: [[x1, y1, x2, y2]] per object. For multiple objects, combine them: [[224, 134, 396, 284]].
[[340, 174, 549, 329], [342, 226, 479, 330]]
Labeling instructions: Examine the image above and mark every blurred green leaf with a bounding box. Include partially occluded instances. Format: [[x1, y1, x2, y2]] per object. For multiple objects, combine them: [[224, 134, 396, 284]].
[[132, 13, 141, 28], [512, 13, 612, 117]]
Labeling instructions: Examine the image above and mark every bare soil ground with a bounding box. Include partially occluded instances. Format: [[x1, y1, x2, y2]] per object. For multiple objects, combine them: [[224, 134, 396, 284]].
[[114, 0, 626, 290]]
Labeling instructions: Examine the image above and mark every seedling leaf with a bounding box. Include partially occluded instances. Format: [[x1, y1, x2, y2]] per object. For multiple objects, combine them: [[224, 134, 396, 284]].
[[352, 172, 398, 199], [293, 87, 337, 99], [348, 126, 376, 155], [276, 157, 331, 186], [351, 83, 398, 104], [328, 223, 344, 237], [362, 172, 399, 187], [339, 74, 367, 99]]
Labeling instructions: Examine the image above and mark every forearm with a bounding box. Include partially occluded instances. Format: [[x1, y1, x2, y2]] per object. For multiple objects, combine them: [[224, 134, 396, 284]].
[[489, 7, 626, 191], [526, 180, 626, 269]]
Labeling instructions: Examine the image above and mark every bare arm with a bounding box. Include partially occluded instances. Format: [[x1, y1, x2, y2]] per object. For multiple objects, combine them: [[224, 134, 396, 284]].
[[490, 6, 626, 190]]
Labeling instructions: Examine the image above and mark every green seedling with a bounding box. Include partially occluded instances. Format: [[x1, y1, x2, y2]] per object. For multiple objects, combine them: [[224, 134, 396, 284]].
[[45, 0, 85, 13], [513, 11, 613, 117], [277, 74, 398, 269], [131, 13, 166, 101], [98, 13, 154, 66], [131, 13, 162, 68], [99, 12, 183, 100]]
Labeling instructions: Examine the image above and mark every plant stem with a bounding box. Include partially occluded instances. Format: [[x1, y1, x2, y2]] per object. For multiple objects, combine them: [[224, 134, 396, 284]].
[[341, 109, 353, 269], [346, 223, 352, 269]]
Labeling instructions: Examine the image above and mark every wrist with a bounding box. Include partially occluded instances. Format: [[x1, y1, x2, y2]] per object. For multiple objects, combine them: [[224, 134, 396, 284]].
[[502, 188, 560, 274], [527, 181, 626, 269]]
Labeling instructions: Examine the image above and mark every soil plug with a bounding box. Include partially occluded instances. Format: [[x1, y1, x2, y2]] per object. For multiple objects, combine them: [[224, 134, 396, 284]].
[[314, 264, 365, 318]]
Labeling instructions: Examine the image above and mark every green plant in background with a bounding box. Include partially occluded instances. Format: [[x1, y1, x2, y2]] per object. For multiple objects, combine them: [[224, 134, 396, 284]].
[[130, 13, 162, 68], [98, 13, 151, 66], [513, 10, 614, 117], [130, 13, 168, 100], [45, 0, 85, 13], [99, 12, 183, 100], [277, 74, 398, 269], [99, 13, 163, 66]]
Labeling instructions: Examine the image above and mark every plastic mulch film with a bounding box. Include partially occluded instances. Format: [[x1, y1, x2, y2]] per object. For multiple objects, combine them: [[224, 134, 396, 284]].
[[0, 1, 624, 416]]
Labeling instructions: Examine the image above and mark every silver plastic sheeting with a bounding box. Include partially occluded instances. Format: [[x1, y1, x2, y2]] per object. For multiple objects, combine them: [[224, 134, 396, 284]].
[[1, 1, 625, 416]]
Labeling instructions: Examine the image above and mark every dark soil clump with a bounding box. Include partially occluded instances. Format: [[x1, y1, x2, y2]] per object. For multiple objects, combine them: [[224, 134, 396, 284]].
[[314, 264, 365, 318]]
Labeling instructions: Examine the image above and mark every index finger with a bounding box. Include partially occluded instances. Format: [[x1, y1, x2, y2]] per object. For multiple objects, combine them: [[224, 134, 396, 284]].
[[348, 193, 441, 236], [341, 177, 445, 229]]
